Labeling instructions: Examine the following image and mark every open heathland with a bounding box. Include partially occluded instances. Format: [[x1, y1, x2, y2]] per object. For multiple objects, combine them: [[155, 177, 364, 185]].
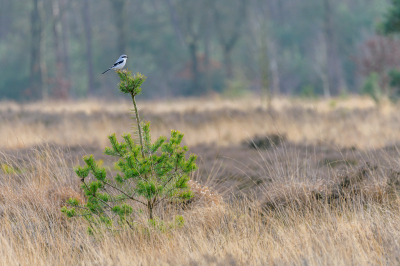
[[2, 96, 400, 265]]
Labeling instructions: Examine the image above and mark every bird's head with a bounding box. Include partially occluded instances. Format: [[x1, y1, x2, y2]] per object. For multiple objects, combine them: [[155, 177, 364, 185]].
[[120, 55, 128, 59]]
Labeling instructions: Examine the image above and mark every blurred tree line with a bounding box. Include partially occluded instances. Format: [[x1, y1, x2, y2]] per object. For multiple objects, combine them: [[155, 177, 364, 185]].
[[0, 0, 391, 100]]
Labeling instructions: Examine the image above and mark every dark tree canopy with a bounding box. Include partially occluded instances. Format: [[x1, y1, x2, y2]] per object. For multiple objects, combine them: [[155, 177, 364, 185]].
[[383, 0, 400, 34]]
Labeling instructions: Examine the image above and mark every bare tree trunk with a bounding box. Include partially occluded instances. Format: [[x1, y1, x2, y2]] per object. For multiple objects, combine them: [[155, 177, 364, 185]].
[[204, 23, 212, 92], [323, 0, 333, 94], [316, 34, 331, 98], [269, 40, 280, 95], [323, 0, 344, 95], [259, 33, 271, 109], [60, 0, 71, 97], [165, 0, 210, 94], [213, 0, 247, 80], [52, 0, 62, 80], [321, 70, 331, 98], [0, 0, 11, 39], [83, 0, 95, 96], [189, 41, 199, 92], [110, 0, 127, 53], [164, 0, 185, 48], [249, 0, 272, 108], [223, 47, 233, 79], [52, 0, 68, 99], [336, 61, 347, 94], [39, 0, 48, 101], [277, 0, 285, 24], [29, 0, 43, 99]]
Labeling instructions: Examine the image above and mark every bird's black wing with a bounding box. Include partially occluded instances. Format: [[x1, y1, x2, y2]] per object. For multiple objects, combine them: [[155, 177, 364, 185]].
[[113, 60, 124, 67], [102, 60, 124, 74]]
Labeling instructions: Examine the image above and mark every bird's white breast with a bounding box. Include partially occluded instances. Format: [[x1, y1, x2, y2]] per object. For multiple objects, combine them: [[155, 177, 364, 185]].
[[113, 59, 126, 70]]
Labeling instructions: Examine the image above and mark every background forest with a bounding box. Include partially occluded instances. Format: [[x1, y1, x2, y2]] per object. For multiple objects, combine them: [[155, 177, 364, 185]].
[[6, 1, 400, 265], [0, 0, 393, 100]]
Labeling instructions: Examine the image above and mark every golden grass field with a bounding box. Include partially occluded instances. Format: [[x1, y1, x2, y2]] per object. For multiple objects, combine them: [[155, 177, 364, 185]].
[[3, 96, 400, 265], [1, 95, 396, 150]]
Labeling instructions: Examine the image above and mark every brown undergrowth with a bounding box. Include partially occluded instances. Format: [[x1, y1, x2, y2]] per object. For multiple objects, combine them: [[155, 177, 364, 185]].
[[3, 97, 400, 264], [1, 145, 400, 265], [258, 162, 395, 211]]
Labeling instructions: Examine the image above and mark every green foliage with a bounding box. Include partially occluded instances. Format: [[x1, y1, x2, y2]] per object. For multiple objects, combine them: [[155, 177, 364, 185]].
[[1, 164, 23, 175], [389, 69, 400, 88], [147, 215, 185, 232], [117, 70, 146, 96], [382, 0, 400, 34], [62, 71, 197, 232], [329, 100, 337, 109], [174, 215, 185, 228], [300, 85, 316, 99], [362, 73, 382, 104], [339, 90, 350, 99], [388, 69, 400, 101], [223, 72, 251, 98]]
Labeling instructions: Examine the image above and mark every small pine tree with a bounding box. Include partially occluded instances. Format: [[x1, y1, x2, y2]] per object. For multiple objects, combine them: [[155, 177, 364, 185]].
[[62, 70, 197, 231]]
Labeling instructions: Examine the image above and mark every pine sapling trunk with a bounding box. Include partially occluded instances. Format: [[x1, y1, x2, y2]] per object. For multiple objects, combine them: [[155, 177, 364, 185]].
[[130, 92, 145, 158], [130, 91, 154, 220], [148, 203, 153, 220]]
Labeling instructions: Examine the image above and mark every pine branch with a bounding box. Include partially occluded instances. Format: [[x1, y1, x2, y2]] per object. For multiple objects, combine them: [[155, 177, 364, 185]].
[[101, 179, 147, 206]]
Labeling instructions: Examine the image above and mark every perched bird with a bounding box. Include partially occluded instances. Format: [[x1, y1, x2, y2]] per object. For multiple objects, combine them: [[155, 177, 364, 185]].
[[102, 55, 128, 74]]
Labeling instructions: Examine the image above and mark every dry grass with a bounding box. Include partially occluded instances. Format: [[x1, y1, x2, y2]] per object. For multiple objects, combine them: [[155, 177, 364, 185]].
[[1, 95, 400, 149], [3, 96, 400, 265], [0, 95, 377, 114], [2, 147, 400, 265]]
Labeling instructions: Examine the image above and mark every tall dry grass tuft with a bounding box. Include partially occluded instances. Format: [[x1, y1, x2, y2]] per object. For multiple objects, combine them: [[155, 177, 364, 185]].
[[1, 145, 400, 265]]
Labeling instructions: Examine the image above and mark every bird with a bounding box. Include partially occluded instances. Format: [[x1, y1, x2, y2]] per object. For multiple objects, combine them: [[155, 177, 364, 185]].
[[102, 55, 128, 74]]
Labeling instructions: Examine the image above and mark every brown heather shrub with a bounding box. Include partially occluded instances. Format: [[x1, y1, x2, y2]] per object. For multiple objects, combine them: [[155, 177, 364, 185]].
[[46, 186, 86, 207], [258, 162, 400, 213], [187, 180, 223, 207]]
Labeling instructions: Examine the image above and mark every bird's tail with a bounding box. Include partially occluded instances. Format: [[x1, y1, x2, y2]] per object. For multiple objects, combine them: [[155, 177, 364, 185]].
[[102, 68, 111, 75]]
